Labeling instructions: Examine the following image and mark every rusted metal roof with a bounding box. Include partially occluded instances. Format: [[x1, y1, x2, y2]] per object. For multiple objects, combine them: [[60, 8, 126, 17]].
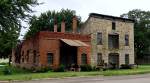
[[60, 39, 89, 47]]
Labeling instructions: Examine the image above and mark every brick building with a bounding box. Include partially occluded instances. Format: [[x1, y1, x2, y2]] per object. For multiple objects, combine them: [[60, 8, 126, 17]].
[[12, 13, 135, 70], [12, 17, 91, 70], [81, 13, 134, 68]]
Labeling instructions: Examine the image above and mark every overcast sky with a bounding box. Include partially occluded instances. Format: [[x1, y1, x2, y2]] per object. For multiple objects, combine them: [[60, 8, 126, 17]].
[[33, 0, 150, 21], [19, 0, 150, 39]]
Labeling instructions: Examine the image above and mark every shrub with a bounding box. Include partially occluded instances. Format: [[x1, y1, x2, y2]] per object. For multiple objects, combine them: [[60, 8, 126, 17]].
[[54, 64, 65, 72], [35, 66, 52, 73], [92, 66, 102, 71], [108, 63, 117, 69], [120, 64, 136, 69], [3, 67, 12, 75], [80, 65, 92, 71], [92, 66, 97, 71]]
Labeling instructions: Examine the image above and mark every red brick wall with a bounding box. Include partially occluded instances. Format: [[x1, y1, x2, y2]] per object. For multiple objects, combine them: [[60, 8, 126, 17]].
[[13, 34, 40, 69], [77, 46, 91, 65], [39, 38, 60, 69], [12, 31, 91, 69], [38, 31, 91, 68], [39, 31, 90, 42]]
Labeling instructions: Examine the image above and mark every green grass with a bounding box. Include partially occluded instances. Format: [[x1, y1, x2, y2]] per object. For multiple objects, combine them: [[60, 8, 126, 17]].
[[0, 66, 30, 75], [0, 71, 102, 81], [0, 65, 150, 81], [103, 65, 150, 76]]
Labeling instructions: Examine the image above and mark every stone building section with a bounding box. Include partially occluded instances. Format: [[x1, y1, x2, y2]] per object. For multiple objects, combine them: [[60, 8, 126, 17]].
[[81, 13, 134, 68]]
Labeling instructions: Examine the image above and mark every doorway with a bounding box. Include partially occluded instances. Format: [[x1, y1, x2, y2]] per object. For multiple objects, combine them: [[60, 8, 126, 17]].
[[108, 53, 119, 69], [60, 41, 77, 69]]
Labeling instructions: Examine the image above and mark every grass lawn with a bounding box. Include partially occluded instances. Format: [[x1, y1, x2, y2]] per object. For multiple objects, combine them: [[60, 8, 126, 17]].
[[0, 71, 102, 81], [0, 65, 150, 81], [103, 65, 150, 76]]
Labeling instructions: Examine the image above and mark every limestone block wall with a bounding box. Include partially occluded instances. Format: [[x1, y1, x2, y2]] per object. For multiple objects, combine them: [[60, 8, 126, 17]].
[[81, 16, 134, 66]]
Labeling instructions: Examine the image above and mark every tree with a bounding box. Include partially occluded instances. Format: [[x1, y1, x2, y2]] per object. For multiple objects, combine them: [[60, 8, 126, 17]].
[[121, 9, 150, 59], [25, 9, 81, 38], [0, 0, 39, 58]]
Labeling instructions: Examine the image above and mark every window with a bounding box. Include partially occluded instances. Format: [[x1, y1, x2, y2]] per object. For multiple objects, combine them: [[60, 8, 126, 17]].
[[97, 53, 102, 65], [26, 50, 29, 62], [108, 34, 119, 49], [22, 57, 24, 63], [22, 51, 24, 63], [47, 53, 53, 64], [125, 34, 129, 46], [125, 54, 129, 64], [15, 52, 18, 63], [112, 22, 116, 30], [97, 32, 102, 45], [81, 53, 87, 65], [33, 50, 36, 63]]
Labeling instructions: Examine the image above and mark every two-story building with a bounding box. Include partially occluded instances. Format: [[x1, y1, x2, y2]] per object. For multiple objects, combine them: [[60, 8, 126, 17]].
[[81, 13, 134, 68], [12, 13, 135, 69]]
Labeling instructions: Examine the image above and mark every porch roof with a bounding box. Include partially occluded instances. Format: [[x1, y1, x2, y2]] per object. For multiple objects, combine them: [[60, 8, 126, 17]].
[[60, 39, 89, 47]]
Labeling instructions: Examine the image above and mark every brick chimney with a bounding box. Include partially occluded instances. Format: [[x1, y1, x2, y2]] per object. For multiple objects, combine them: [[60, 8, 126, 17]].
[[61, 20, 65, 33], [72, 16, 77, 33], [54, 24, 57, 32], [54, 18, 57, 32]]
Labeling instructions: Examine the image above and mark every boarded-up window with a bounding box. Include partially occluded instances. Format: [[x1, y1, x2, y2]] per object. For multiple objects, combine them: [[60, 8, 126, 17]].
[[81, 53, 87, 65], [47, 53, 53, 64], [97, 53, 102, 65], [97, 32, 102, 45], [108, 35, 119, 49], [33, 50, 36, 63], [112, 22, 116, 30], [125, 34, 129, 46], [125, 54, 129, 64]]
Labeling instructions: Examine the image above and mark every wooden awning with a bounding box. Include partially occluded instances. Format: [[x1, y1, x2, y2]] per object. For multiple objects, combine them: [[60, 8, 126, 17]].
[[60, 39, 89, 47]]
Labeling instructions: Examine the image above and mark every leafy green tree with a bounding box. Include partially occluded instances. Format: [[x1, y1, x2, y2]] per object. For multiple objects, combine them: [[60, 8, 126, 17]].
[[25, 9, 81, 38], [121, 9, 150, 59], [0, 0, 39, 58]]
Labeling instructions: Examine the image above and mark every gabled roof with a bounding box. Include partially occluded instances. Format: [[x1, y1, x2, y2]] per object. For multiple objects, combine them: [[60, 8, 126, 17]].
[[89, 13, 135, 23]]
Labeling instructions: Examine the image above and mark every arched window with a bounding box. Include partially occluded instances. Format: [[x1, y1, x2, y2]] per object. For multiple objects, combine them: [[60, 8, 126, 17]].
[[33, 50, 36, 63], [97, 32, 102, 45], [26, 50, 29, 62], [47, 53, 53, 65], [112, 22, 116, 30], [125, 54, 129, 64], [81, 53, 87, 65], [125, 34, 129, 46], [21, 51, 24, 63], [97, 53, 102, 65]]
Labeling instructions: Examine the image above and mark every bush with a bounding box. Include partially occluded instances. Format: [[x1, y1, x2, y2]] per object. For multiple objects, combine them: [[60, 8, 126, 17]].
[[92, 66, 102, 71], [120, 64, 136, 69], [54, 64, 65, 72], [34, 66, 52, 73], [109, 63, 117, 69], [92, 66, 97, 71], [3, 67, 12, 75], [80, 65, 92, 71]]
